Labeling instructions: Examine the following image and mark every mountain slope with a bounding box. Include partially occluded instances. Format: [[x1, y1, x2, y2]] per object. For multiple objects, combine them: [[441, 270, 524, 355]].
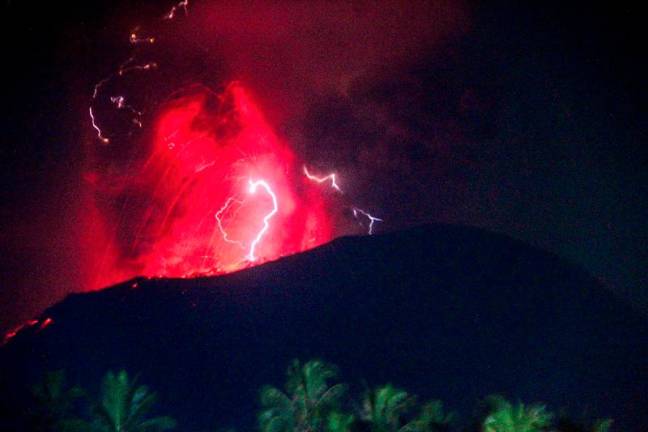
[[1, 224, 646, 431]]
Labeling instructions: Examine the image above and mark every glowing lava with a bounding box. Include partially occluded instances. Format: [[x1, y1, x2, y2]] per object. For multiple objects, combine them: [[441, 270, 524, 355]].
[[87, 82, 333, 287]]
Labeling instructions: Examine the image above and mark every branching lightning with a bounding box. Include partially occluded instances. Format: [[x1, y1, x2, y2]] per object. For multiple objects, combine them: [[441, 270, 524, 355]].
[[352, 207, 383, 235], [212, 179, 279, 263], [302, 166, 383, 235], [83, 0, 386, 285]]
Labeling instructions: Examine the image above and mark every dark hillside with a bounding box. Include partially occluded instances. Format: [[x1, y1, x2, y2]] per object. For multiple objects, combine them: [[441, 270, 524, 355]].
[[1, 224, 646, 431]]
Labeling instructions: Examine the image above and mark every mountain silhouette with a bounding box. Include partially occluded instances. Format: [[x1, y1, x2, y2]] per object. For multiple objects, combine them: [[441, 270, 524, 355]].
[[1, 224, 646, 431]]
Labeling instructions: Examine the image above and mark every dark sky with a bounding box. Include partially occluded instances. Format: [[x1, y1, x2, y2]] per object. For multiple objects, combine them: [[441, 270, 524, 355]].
[[1, 0, 646, 333]]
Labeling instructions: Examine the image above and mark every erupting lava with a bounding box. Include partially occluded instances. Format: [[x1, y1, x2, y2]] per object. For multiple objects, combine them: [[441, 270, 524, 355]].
[[88, 82, 334, 287]]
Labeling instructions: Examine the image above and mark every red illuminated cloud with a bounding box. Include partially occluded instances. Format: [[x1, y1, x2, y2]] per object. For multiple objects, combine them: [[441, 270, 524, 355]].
[[87, 82, 333, 287]]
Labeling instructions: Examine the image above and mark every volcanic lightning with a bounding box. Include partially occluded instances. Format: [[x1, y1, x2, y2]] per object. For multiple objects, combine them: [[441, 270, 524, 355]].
[[353, 207, 383, 235], [302, 165, 384, 235], [89, 107, 109, 143], [88, 0, 182, 145], [303, 165, 342, 192], [83, 1, 383, 289], [246, 180, 279, 262]]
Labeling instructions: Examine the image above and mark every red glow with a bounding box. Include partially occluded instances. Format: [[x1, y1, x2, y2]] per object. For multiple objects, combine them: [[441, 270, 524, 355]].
[[87, 82, 333, 288], [2, 319, 39, 345], [37, 317, 53, 331], [1, 317, 54, 345]]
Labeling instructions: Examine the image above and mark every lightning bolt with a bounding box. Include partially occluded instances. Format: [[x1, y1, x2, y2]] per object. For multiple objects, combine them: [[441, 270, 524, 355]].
[[352, 207, 383, 235], [303, 165, 342, 192], [246, 180, 278, 262], [302, 165, 383, 234], [89, 107, 109, 143]]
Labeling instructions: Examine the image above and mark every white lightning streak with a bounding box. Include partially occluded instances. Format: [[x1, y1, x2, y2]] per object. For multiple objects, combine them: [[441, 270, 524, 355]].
[[89, 107, 109, 143], [246, 180, 278, 262], [352, 207, 383, 235], [303, 165, 342, 192]]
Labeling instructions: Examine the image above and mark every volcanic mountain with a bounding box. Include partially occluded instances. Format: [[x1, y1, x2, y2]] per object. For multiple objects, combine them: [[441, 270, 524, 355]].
[[1, 224, 646, 431]]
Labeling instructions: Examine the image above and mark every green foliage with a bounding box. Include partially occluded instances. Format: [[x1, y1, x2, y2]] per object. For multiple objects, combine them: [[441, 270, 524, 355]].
[[404, 400, 454, 432], [481, 395, 552, 432], [26, 361, 617, 432], [327, 411, 355, 432], [30, 369, 176, 432], [91, 370, 176, 432], [257, 361, 616, 432], [259, 359, 347, 432], [361, 385, 416, 432], [31, 370, 87, 432]]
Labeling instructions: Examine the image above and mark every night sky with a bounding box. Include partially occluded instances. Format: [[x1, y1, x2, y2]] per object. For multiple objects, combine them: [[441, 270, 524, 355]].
[[1, 0, 646, 333]]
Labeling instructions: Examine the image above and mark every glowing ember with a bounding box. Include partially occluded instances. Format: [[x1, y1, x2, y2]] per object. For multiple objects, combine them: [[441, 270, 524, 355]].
[[2, 317, 53, 346]]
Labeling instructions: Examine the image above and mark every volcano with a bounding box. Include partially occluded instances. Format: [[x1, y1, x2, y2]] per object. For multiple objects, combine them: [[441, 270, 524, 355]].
[[1, 224, 646, 431]]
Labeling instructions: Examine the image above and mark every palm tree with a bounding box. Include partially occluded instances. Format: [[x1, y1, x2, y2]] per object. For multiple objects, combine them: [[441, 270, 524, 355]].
[[31, 370, 87, 432], [327, 411, 356, 432], [91, 370, 176, 432], [259, 359, 348, 432], [404, 400, 454, 432], [481, 396, 552, 432], [361, 385, 416, 432]]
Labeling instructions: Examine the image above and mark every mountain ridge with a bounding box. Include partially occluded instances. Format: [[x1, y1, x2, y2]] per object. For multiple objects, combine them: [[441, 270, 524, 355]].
[[2, 223, 646, 431]]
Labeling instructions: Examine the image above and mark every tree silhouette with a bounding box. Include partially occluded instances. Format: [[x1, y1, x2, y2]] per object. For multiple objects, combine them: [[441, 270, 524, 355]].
[[404, 400, 454, 432], [259, 359, 347, 432], [31, 370, 86, 432], [361, 385, 416, 432], [481, 396, 552, 432], [91, 370, 176, 432]]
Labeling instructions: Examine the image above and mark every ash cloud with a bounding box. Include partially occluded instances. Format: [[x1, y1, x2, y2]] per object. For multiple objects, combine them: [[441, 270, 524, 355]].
[[177, 0, 647, 313], [85, 0, 472, 274], [2, 0, 646, 333], [177, 0, 473, 223]]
